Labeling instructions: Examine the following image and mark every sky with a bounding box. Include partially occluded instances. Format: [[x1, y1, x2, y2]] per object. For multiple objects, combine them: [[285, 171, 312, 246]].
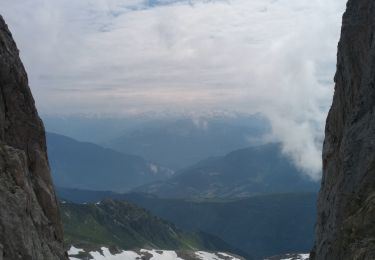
[[0, 0, 347, 179]]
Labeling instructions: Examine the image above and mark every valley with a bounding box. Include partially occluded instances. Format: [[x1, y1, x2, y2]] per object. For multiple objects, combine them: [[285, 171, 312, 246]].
[[58, 188, 316, 259], [1, 1, 373, 259], [48, 131, 318, 198], [47, 123, 319, 260]]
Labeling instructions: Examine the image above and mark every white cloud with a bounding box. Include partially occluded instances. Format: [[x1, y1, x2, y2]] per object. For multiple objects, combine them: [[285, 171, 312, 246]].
[[0, 0, 347, 178]]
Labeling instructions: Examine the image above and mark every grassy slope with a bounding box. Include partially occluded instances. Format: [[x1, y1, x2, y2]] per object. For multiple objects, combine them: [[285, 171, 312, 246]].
[[61, 199, 251, 258], [58, 188, 317, 259]]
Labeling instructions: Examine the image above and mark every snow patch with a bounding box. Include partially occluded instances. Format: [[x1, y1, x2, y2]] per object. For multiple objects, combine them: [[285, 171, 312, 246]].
[[149, 163, 159, 174], [90, 247, 141, 260], [68, 246, 242, 260], [195, 251, 241, 260], [217, 252, 242, 259], [141, 249, 184, 260], [278, 253, 310, 260], [68, 246, 84, 255]]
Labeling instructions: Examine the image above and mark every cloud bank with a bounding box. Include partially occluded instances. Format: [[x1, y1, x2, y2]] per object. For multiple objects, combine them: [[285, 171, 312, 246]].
[[0, 0, 347, 178]]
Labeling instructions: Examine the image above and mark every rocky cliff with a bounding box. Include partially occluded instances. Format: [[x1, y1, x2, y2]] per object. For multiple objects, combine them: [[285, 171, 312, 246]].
[[0, 16, 67, 259], [312, 1, 375, 259]]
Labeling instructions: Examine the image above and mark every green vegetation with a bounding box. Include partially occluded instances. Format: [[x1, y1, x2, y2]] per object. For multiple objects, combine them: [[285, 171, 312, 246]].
[[61, 199, 251, 258], [58, 188, 317, 259]]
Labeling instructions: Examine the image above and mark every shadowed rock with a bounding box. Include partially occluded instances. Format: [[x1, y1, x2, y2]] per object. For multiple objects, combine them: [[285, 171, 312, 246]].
[[0, 16, 67, 259], [312, 1, 375, 259]]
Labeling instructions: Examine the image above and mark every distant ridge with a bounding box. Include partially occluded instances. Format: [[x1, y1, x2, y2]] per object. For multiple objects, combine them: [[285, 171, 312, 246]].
[[47, 132, 174, 192], [135, 144, 319, 199]]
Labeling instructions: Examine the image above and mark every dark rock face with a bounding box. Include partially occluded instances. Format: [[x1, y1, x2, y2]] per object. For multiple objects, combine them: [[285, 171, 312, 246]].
[[312, 1, 375, 259], [0, 16, 67, 259]]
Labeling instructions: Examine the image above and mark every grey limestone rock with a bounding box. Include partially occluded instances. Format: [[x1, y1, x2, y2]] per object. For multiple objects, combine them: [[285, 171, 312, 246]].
[[0, 15, 67, 259], [311, 0, 375, 259]]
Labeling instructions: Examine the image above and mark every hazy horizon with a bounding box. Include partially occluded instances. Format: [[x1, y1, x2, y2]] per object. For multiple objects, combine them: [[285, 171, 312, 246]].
[[0, 0, 347, 179]]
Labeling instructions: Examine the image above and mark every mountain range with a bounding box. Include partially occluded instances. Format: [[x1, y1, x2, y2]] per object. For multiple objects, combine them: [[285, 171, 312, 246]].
[[105, 116, 269, 170], [3, 1, 375, 259], [47, 133, 174, 192], [47, 123, 319, 259], [48, 132, 319, 199], [135, 144, 319, 199]]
